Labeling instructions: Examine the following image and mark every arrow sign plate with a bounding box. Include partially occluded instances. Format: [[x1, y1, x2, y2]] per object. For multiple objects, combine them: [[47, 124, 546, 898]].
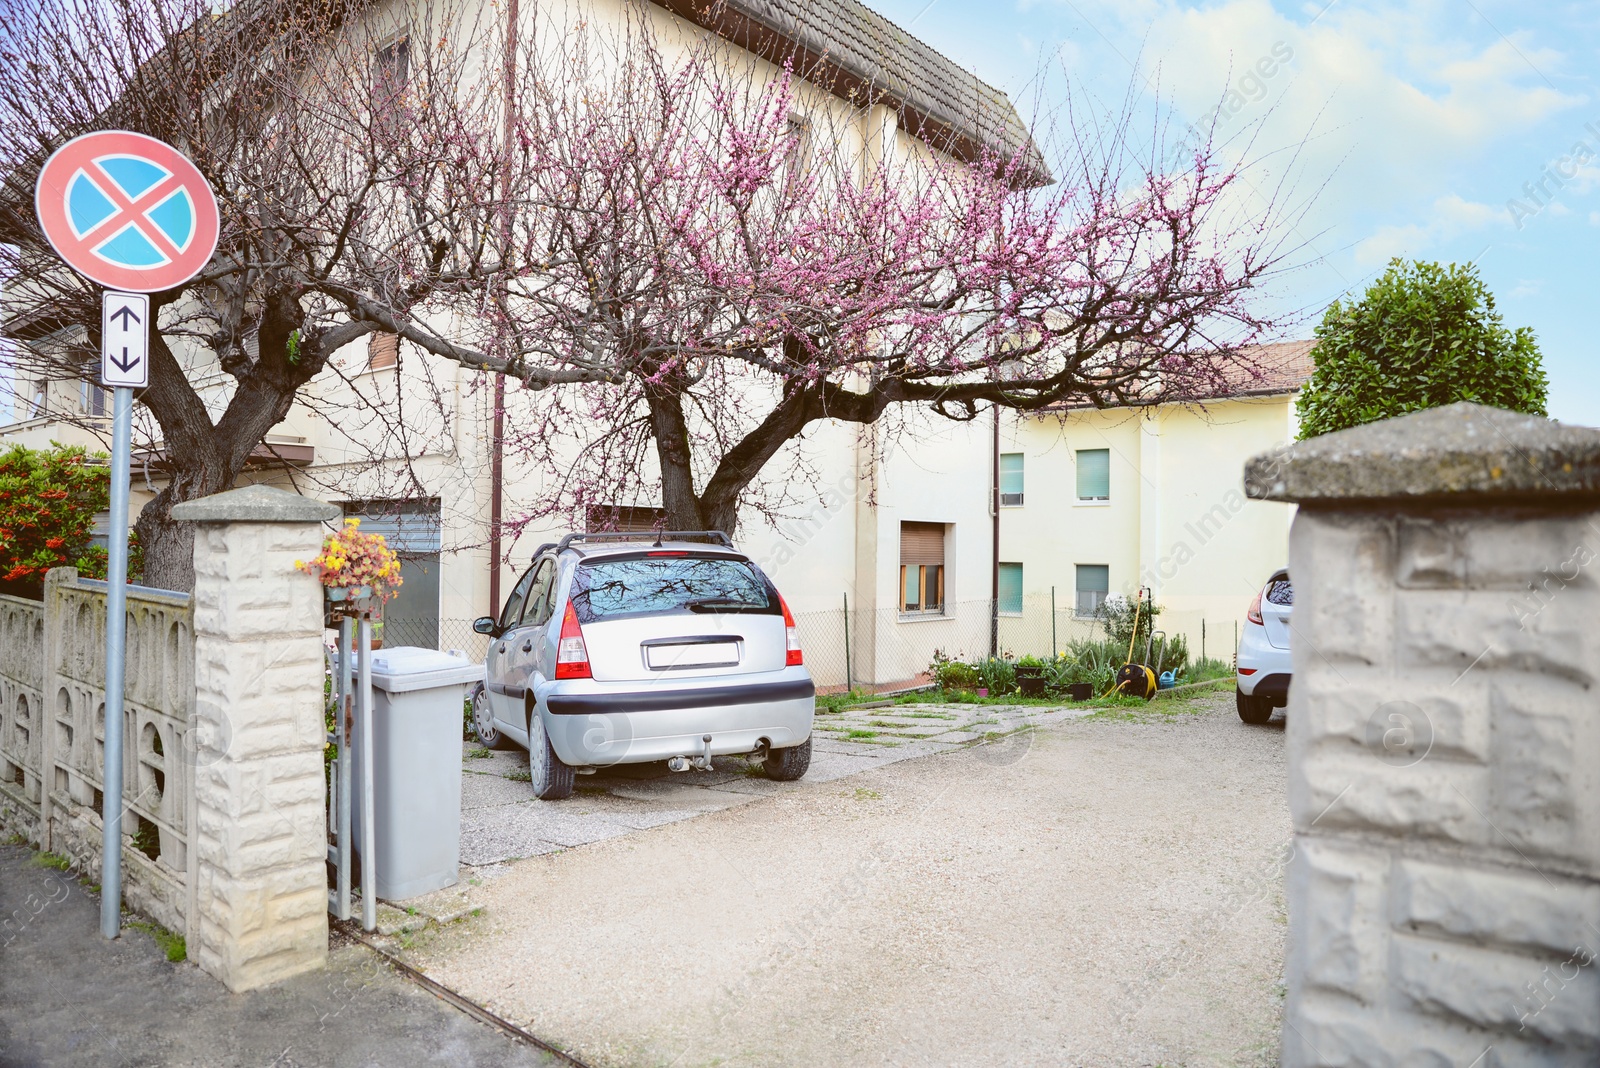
[[102, 291, 149, 388]]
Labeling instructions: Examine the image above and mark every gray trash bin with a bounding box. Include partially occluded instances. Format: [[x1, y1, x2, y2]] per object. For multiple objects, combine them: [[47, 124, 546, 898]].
[[345, 646, 481, 900]]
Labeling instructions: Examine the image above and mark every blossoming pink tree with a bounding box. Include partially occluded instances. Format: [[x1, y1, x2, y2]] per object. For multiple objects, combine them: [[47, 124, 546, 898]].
[[482, 11, 1292, 536], [1, 0, 1292, 589]]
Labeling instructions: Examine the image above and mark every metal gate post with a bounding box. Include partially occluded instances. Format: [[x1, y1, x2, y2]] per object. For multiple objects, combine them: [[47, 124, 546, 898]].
[[843, 592, 852, 693], [358, 613, 377, 932], [336, 617, 354, 920]]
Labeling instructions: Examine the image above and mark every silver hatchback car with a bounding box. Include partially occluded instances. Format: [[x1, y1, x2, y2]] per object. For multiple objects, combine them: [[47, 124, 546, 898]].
[[470, 532, 815, 799]]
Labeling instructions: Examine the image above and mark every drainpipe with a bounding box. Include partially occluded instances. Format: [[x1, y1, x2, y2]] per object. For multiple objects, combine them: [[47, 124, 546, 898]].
[[489, 0, 519, 613], [990, 404, 999, 658]]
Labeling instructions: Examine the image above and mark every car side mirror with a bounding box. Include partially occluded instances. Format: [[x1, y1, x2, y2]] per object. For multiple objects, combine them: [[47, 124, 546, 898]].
[[473, 617, 498, 636]]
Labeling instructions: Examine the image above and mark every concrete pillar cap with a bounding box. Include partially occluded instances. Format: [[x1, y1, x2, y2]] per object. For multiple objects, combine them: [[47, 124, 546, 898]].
[[169, 484, 340, 524], [1245, 402, 1600, 505]]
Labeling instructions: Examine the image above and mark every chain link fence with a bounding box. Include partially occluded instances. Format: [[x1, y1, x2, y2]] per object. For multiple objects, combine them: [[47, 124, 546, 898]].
[[367, 616, 490, 664], [794, 595, 1244, 693], [360, 604, 1244, 694]]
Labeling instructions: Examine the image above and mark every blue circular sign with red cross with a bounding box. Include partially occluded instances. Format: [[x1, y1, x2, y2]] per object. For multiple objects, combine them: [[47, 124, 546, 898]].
[[34, 130, 220, 293]]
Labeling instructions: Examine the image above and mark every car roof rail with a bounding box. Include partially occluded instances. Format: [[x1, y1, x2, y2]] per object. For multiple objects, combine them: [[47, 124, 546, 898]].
[[528, 542, 556, 561], [555, 530, 733, 555]]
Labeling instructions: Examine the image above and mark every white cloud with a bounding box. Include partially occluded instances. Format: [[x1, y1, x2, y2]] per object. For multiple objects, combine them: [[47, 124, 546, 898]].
[[1354, 193, 1502, 263], [1038, 0, 1588, 242]]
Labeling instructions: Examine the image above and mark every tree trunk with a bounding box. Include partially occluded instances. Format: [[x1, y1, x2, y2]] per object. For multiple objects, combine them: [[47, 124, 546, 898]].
[[646, 389, 717, 533], [135, 504, 198, 593], [135, 473, 228, 592], [130, 302, 327, 591]]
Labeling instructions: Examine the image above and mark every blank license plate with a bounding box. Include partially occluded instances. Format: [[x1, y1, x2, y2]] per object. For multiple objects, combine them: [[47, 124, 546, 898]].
[[647, 643, 739, 669]]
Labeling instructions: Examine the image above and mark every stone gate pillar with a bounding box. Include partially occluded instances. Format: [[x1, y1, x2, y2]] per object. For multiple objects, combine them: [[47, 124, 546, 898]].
[[1246, 402, 1600, 1065], [170, 484, 339, 992]]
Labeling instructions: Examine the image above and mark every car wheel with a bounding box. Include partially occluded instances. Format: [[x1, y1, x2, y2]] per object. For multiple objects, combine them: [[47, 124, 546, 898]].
[[470, 685, 513, 750], [527, 704, 575, 800], [1236, 690, 1273, 725], [763, 736, 812, 781]]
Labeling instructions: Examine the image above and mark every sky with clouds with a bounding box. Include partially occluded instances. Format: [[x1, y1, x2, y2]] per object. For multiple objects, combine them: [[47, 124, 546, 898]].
[[867, 0, 1599, 424]]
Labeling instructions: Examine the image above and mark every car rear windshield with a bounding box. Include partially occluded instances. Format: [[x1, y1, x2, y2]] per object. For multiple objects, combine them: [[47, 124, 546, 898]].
[[1265, 576, 1294, 606], [570, 554, 778, 622]]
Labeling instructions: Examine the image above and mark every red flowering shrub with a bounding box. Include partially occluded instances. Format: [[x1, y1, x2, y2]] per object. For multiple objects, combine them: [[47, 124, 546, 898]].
[[0, 444, 139, 586]]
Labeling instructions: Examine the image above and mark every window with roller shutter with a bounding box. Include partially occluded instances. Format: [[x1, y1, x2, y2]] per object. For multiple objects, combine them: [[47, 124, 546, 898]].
[[345, 499, 440, 647], [899, 521, 946, 614], [367, 332, 399, 370]]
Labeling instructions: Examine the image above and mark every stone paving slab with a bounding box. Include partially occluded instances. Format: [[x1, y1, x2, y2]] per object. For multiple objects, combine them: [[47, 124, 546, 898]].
[[600, 779, 762, 810], [704, 776, 804, 797], [802, 750, 891, 783], [461, 768, 544, 810]]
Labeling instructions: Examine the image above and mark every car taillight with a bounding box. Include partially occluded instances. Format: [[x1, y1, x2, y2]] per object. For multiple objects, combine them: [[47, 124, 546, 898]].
[[555, 601, 591, 679], [1247, 589, 1264, 626], [778, 592, 802, 666]]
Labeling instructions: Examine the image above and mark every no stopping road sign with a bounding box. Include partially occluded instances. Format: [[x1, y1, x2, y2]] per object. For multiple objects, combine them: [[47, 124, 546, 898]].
[[34, 130, 219, 293]]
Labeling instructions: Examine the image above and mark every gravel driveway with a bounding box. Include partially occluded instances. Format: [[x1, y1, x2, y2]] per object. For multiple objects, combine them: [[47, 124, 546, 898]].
[[399, 691, 1289, 1067]]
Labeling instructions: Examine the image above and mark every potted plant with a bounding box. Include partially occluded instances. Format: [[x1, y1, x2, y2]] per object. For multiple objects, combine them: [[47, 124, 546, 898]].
[[1015, 655, 1047, 696], [936, 660, 981, 696], [298, 518, 403, 640], [976, 657, 1016, 698]]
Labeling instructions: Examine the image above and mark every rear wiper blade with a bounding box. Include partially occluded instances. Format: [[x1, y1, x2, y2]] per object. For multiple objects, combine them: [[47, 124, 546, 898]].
[[684, 597, 748, 611]]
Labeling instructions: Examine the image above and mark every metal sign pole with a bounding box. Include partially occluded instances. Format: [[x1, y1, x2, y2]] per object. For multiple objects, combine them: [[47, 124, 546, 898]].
[[96, 290, 147, 939], [34, 132, 220, 944], [100, 383, 133, 939]]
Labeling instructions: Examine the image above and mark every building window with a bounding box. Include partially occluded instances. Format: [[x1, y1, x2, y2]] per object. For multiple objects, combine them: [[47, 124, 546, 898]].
[[367, 331, 399, 370], [998, 562, 1023, 615], [80, 380, 106, 417], [346, 498, 441, 647], [372, 33, 410, 141], [1075, 564, 1109, 617], [999, 452, 1024, 507], [899, 521, 945, 614], [26, 379, 48, 419], [373, 35, 410, 99], [784, 116, 813, 183], [1076, 448, 1110, 501]]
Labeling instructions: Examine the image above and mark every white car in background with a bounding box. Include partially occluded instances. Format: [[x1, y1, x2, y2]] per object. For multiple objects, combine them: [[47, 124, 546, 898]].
[[1236, 568, 1292, 724]]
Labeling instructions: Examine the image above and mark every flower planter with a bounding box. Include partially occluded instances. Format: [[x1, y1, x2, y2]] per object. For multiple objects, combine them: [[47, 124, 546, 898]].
[[1018, 675, 1047, 697], [1067, 683, 1093, 702], [323, 585, 377, 625]]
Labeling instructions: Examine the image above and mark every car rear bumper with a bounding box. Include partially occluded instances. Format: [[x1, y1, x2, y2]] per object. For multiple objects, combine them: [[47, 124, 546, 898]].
[[1242, 672, 1291, 706], [536, 670, 815, 766], [1236, 621, 1292, 703]]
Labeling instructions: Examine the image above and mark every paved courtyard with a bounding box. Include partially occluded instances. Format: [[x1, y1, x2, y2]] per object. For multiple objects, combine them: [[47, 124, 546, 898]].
[[449, 695, 1115, 867], [389, 689, 1290, 1068]]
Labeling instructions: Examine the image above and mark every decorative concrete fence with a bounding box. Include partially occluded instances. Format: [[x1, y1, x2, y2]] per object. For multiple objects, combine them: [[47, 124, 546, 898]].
[[0, 484, 338, 994], [0, 569, 195, 939], [1247, 402, 1600, 1065]]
